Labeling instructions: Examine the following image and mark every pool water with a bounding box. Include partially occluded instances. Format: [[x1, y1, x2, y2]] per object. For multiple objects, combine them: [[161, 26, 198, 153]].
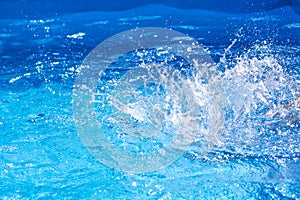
[[1, 3, 300, 199]]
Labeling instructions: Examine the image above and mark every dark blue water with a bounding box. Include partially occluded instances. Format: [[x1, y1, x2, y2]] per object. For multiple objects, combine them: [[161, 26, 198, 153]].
[[0, 3, 300, 199]]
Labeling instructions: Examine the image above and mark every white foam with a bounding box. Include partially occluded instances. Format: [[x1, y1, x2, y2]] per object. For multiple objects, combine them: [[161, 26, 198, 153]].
[[67, 32, 86, 39]]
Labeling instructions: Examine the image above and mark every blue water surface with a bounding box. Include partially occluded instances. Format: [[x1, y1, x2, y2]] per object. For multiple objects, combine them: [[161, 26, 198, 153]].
[[0, 3, 300, 199]]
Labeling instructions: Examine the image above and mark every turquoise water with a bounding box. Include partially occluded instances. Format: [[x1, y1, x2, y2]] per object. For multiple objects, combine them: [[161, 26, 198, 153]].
[[1, 4, 300, 199]]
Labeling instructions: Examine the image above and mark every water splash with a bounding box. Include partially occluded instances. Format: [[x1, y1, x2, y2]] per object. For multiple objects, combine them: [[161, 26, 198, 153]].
[[219, 43, 300, 159], [96, 52, 224, 153], [103, 40, 300, 162], [73, 27, 225, 173]]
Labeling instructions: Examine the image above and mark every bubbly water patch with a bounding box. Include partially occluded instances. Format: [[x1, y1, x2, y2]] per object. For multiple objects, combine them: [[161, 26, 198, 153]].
[[284, 23, 300, 28]]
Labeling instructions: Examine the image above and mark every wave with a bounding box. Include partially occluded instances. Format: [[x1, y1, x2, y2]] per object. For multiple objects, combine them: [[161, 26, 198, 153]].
[[0, 0, 297, 19]]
